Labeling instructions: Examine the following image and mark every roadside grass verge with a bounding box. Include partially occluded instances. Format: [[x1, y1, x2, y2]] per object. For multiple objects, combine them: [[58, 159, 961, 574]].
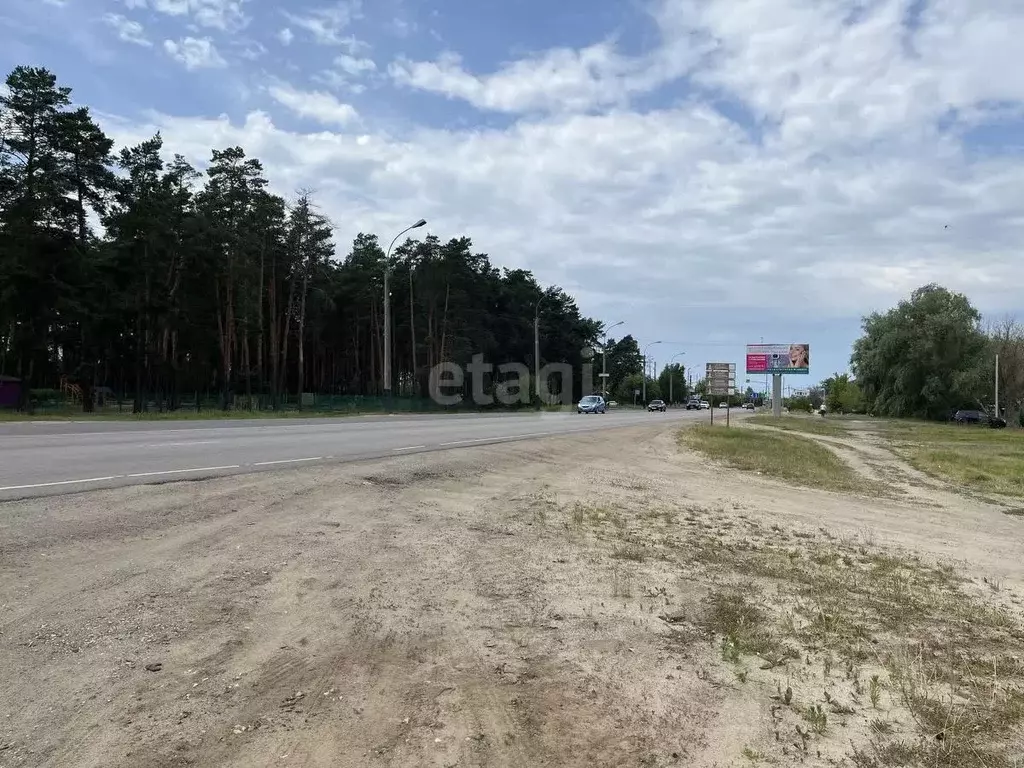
[[693, 527, 1024, 767], [883, 420, 1024, 498], [749, 414, 850, 437], [680, 424, 884, 495], [573, 496, 1024, 767]]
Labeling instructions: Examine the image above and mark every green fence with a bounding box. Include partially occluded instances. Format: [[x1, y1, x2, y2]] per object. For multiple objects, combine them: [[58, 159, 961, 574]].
[[17, 390, 559, 417]]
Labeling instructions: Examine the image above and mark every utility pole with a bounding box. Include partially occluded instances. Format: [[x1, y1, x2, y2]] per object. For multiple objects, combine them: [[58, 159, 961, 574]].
[[534, 295, 546, 403], [641, 341, 662, 405], [995, 353, 1000, 418]]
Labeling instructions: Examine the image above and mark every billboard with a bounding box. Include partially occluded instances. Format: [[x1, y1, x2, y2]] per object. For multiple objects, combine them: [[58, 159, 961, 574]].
[[746, 343, 809, 375]]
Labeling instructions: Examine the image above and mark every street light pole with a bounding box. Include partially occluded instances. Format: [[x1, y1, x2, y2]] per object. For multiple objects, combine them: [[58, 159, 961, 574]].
[[383, 219, 427, 402], [641, 341, 662, 405], [601, 320, 624, 398]]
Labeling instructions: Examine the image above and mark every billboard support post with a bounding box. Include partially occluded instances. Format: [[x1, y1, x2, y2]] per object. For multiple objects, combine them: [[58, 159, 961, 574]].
[[772, 374, 783, 418]]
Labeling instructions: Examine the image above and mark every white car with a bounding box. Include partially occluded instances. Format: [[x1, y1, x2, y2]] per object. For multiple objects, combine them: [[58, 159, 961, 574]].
[[718, 402, 729, 409], [699, 401, 710, 409]]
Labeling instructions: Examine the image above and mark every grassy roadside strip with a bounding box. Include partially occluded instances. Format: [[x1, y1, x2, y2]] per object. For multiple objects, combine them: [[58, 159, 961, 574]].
[[882, 420, 1024, 500], [680, 518, 1024, 768], [680, 424, 885, 496], [553, 495, 1024, 766], [748, 414, 851, 437]]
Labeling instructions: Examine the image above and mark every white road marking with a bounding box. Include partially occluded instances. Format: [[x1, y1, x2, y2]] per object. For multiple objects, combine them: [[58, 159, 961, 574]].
[[439, 432, 553, 447], [439, 437, 500, 446], [0, 476, 119, 491], [143, 441, 219, 448], [127, 465, 240, 478], [393, 445, 427, 452], [252, 457, 323, 466]]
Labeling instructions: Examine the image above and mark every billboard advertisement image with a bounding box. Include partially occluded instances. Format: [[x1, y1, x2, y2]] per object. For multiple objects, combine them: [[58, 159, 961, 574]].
[[746, 343, 809, 374]]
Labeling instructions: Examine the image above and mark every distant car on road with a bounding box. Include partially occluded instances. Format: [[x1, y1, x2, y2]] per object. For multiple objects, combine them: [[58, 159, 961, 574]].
[[685, 399, 701, 410], [577, 395, 607, 414], [718, 402, 728, 409], [647, 399, 666, 412], [743, 402, 755, 410], [700, 400, 710, 409]]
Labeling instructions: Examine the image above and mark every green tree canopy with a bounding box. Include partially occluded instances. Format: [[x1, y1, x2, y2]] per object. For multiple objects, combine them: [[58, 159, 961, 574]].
[[850, 284, 989, 419], [0, 65, 606, 412], [822, 373, 864, 413], [657, 362, 687, 403]]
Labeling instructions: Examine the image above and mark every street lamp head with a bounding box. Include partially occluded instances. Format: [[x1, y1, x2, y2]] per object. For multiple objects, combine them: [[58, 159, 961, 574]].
[[412, 219, 427, 228]]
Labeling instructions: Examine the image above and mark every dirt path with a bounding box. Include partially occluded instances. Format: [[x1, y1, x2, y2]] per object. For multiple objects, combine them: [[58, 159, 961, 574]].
[[1, 423, 1021, 767]]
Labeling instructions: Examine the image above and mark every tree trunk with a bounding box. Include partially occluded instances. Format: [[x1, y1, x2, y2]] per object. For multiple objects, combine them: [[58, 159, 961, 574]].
[[409, 268, 417, 397], [268, 262, 279, 408], [440, 282, 450, 363], [243, 330, 252, 409], [297, 285, 307, 410]]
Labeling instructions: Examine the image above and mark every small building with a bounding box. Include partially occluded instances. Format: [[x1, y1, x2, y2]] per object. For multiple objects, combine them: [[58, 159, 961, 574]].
[[0, 375, 21, 408]]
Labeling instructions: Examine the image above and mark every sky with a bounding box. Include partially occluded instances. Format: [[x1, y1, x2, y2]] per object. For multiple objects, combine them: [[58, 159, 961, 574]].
[[2, 0, 1024, 388]]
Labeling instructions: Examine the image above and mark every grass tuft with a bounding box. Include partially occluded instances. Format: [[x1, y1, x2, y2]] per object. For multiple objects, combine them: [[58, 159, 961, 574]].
[[883, 420, 1024, 498], [749, 414, 851, 437], [680, 425, 885, 496]]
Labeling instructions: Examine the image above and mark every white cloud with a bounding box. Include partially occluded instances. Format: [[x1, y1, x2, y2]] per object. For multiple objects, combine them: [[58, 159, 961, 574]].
[[163, 36, 227, 70], [277, 27, 294, 45], [283, 1, 361, 45], [95, 0, 1024, 356], [239, 40, 266, 60], [388, 41, 700, 114], [335, 53, 376, 76], [148, 0, 249, 31], [267, 83, 359, 126], [314, 54, 376, 94], [103, 13, 151, 46]]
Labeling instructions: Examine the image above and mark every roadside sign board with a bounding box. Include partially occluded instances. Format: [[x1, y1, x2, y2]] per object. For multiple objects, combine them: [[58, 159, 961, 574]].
[[706, 362, 735, 396]]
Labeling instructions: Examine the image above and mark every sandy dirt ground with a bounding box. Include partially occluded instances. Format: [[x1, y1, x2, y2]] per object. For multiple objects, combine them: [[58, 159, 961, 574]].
[[1, 421, 1022, 767]]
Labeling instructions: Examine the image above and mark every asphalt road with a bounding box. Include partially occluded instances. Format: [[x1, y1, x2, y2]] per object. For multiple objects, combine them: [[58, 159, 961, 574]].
[[0, 407, 738, 500]]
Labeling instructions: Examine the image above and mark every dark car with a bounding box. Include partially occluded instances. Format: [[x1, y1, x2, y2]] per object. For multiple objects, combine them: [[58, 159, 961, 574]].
[[685, 399, 701, 410], [647, 399, 667, 412], [954, 409, 985, 425], [954, 409, 1007, 428], [743, 402, 755, 410]]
